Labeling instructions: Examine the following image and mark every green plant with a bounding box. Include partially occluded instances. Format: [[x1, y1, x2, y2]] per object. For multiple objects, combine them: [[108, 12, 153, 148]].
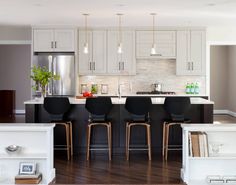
[[30, 65, 60, 97]]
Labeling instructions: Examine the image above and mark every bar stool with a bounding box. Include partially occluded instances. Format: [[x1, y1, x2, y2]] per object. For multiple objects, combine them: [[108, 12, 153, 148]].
[[125, 97, 152, 161], [85, 97, 113, 160], [162, 97, 191, 160], [44, 97, 73, 160]]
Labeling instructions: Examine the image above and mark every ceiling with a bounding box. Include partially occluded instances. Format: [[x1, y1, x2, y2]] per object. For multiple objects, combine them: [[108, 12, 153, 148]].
[[0, 0, 236, 27]]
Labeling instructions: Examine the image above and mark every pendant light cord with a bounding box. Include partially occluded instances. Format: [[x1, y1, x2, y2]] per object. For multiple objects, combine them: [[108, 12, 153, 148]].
[[152, 13, 155, 45], [85, 14, 88, 44], [118, 14, 122, 44]]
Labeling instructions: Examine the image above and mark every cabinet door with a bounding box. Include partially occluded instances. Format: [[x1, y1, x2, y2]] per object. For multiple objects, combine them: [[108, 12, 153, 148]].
[[136, 31, 176, 59], [78, 30, 93, 75], [107, 31, 136, 75], [54, 29, 75, 52], [92, 30, 107, 74], [176, 30, 205, 75], [176, 31, 190, 75], [33, 29, 54, 52], [190, 31, 206, 75]]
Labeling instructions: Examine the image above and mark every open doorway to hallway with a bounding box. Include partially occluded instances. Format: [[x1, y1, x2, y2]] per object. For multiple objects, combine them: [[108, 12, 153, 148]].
[[210, 45, 236, 120]]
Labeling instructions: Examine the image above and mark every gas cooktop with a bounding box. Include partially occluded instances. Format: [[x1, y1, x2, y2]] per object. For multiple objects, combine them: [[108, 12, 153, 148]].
[[136, 91, 176, 95]]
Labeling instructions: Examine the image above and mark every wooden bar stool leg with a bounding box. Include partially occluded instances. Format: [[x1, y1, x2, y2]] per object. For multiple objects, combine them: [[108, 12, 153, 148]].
[[87, 125, 91, 160], [107, 123, 111, 161], [147, 125, 151, 161], [165, 124, 170, 161], [68, 122, 73, 157], [127, 124, 131, 161], [162, 122, 166, 157], [125, 122, 128, 160], [65, 124, 70, 161]]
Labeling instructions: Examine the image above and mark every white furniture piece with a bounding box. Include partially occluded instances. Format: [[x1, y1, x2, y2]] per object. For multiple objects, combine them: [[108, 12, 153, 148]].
[[181, 124, 236, 185], [33, 28, 75, 52], [176, 30, 206, 76], [107, 30, 136, 75], [78, 30, 107, 75], [136, 30, 176, 59], [0, 124, 55, 184]]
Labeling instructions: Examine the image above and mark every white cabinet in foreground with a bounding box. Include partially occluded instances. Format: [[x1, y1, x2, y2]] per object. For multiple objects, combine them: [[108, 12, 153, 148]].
[[181, 124, 236, 185], [0, 124, 55, 184]]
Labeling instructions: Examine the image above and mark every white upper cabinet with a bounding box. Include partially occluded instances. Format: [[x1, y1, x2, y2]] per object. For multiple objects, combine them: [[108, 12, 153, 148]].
[[33, 29, 54, 52], [176, 30, 206, 75], [54, 29, 75, 51], [107, 30, 136, 75], [78, 30, 107, 75], [33, 28, 75, 52], [136, 31, 176, 59]]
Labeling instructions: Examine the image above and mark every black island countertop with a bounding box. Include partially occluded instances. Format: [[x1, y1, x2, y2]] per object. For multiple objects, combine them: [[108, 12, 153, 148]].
[[24, 97, 214, 155]]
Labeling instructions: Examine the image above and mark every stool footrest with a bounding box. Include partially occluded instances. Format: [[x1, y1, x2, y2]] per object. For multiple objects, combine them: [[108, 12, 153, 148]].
[[89, 148, 109, 151]]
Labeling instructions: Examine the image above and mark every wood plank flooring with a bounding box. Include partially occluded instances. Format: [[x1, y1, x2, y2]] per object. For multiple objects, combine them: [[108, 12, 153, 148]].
[[54, 153, 183, 184], [1, 114, 235, 184]]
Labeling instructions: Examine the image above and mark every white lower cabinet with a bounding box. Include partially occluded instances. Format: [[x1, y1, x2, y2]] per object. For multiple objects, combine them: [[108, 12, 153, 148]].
[[0, 124, 55, 184], [176, 30, 206, 75], [182, 124, 236, 185], [78, 30, 107, 75], [107, 30, 136, 75]]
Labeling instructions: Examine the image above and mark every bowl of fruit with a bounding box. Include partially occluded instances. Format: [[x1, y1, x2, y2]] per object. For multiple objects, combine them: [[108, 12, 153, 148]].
[[83, 91, 93, 98]]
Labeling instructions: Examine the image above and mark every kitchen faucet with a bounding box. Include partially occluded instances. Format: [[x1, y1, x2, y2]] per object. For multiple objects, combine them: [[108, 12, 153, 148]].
[[117, 82, 132, 98]]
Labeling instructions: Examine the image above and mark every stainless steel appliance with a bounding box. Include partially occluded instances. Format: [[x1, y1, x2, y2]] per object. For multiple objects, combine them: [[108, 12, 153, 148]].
[[33, 53, 75, 96], [152, 83, 163, 92], [136, 91, 175, 95]]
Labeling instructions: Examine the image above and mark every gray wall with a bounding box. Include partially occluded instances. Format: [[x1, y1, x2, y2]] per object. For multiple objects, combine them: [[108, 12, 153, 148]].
[[228, 46, 236, 112], [0, 26, 31, 41], [210, 46, 228, 110], [210, 45, 236, 112], [0, 45, 31, 110]]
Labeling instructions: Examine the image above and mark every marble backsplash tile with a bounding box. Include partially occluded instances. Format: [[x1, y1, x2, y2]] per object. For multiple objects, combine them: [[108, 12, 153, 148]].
[[78, 60, 206, 95]]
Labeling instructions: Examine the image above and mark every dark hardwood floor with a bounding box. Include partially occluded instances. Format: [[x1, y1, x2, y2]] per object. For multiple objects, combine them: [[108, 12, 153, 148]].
[[54, 153, 183, 184], [1, 114, 235, 184]]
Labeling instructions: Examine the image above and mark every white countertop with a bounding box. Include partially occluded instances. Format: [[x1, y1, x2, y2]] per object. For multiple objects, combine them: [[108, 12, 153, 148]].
[[78, 93, 208, 97], [24, 97, 214, 105]]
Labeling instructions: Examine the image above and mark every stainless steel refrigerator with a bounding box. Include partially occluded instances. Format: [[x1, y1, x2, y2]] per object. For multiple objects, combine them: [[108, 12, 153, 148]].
[[33, 53, 75, 96]]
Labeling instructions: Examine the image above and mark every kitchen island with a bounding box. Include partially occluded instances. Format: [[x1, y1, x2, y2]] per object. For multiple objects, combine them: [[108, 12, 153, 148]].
[[24, 97, 214, 154]]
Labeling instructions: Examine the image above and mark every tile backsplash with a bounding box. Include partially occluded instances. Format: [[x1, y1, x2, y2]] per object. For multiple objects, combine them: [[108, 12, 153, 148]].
[[78, 60, 206, 95]]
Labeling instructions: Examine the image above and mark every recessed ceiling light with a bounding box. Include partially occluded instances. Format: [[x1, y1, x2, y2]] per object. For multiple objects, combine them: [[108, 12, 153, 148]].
[[115, 4, 126, 7], [207, 3, 216, 6]]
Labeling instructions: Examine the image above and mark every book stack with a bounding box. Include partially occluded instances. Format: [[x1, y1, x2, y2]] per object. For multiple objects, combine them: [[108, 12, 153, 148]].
[[189, 132, 209, 157], [15, 173, 42, 184]]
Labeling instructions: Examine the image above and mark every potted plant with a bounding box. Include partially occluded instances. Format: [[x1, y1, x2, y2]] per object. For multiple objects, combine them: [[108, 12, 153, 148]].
[[30, 65, 60, 98]]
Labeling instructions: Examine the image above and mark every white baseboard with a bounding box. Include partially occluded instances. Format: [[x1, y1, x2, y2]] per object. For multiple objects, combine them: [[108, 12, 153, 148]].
[[214, 109, 236, 117], [15, 110, 25, 114]]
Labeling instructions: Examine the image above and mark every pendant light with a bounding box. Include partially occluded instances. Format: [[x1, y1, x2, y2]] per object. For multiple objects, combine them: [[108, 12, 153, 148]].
[[150, 13, 156, 55], [83, 13, 89, 54], [117, 13, 123, 54]]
